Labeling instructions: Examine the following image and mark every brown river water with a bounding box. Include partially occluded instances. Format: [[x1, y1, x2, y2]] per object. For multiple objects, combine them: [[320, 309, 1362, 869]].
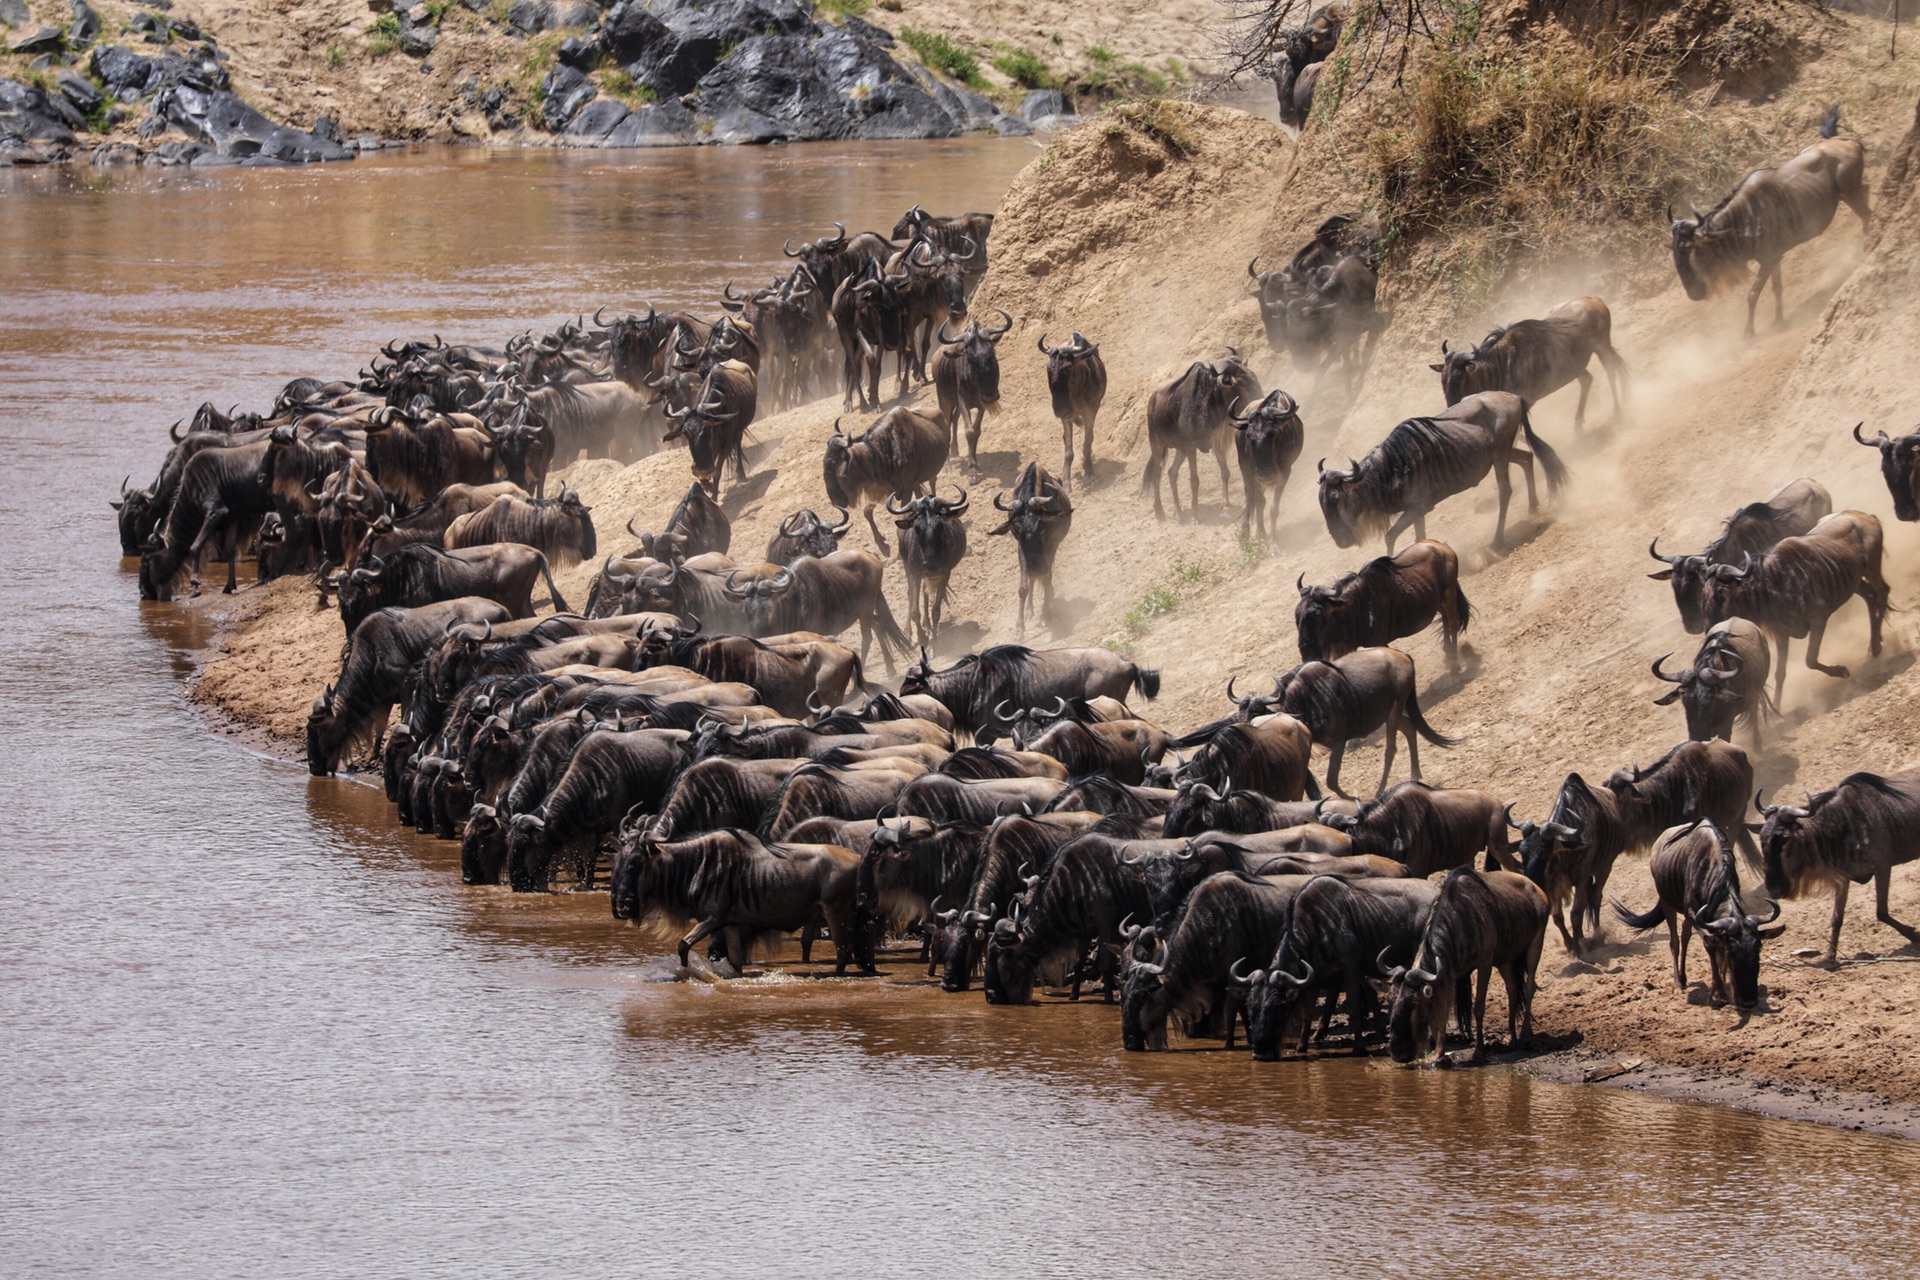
[[4, 142, 1919, 1278]]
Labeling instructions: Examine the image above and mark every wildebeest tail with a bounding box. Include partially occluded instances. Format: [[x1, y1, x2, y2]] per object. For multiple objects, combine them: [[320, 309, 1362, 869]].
[[536, 552, 572, 614], [848, 651, 872, 694], [1403, 686, 1458, 748], [871, 586, 912, 658], [1820, 104, 1840, 138], [1612, 898, 1666, 931], [1519, 403, 1569, 496], [1303, 769, 1322, 802], [1135, 666, 1162, 701]]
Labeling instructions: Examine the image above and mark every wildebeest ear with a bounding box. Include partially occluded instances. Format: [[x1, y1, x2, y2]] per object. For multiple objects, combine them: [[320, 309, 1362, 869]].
[[1652, 689, 1683, 705], [1428, 363, 1445, 373], [1647, 569, 1674, 581], [1757, 924, 1787, 939]]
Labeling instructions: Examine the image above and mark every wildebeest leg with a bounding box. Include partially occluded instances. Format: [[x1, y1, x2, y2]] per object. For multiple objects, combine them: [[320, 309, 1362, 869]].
[[1403, 706, 1423, 784], [724, 925, 751, 975], [800, 917, 817, 964], [1744, 263, 1770, 338], [678, 917, 723, 968], [1706, 940, 1729, 1006], [1040, 568, 1057, 635], [865, 502, 891, 557], [1184, 450, 1200, 522], [1572, 368, 1593, 432], [966, 408, 982, 474], [822, 901, 860, 975], [1240, 475, 1257, 540], [1549, 891, 1576, 955], [1081, 412, 1097, 478], [1771, 633, 1791, 707], [1060, 419, 1075, 493], [1860, 568, 1890, 657], [1803, 615, 1850, 679], [1675, 912, 1692, 991], [1213, 447, 1233, 514], [1315, 990, 1334, 1044], [1325, 739, 1348, 798], [1875, 866, 1920, 948], [1471, 966, 1492, 1058], [1825, 879, 1850, 962], [1770, 260, 1786, 325], [1383, 509, 1419, 555], [1377, 706, 1402, 793]]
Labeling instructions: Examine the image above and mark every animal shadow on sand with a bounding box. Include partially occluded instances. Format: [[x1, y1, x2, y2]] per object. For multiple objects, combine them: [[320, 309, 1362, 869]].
[[719, 468, 776, 515]]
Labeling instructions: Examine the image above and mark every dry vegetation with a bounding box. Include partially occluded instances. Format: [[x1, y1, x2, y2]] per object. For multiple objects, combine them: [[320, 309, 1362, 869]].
[[179, 3, 1920, 1121]]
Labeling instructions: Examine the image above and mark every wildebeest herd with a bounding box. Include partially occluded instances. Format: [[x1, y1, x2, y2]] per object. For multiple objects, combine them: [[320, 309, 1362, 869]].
[[116, 112, 1919, 1069]]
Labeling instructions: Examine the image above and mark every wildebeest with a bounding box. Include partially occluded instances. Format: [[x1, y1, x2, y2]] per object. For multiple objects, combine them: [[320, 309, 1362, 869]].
[[500, 727, 686, 891], [984, 830, 1155, 1004], [822, 408, 949, 556], [1647, 477, 1834, 624], [1037, 331, 1108, 489], [137, 439, 273, 600], [662, 359, 757, 499], [900, 644, 1159, 743], [1227, 390, 1304, 548], [1615, 819, 1782, 1009], [1295, 539, 1470, 673], [1143, 352, 1263, 522], [1609, 738, 1759, 860], [1385, 868, 1549, 1063], [891, 485, 969, 647], [1267, 647, 1455, 797], [610, 828, 862, 974], [1318, 391, 1567, 552], [1242, 874, 1441, 1060], [646, 756, 809, 842], [892, 205, 994, 293], [931, 811, 1101, 991], [987, 461, 1072, 642], [1181, 712, 1321, 804], [327, 543, 571, 635], [1120, 872, 1312, 1050], [361, 406, 496, 509], [1852, 422, 1920, 523], [1269, 4, 1341, 130], [635, 482, 734, 567], [1669, 108, 1869, 337], [1161, 781, 1331, 839], [1757, 764, 1920, 961], [307, 598, 512, 776], [929, 311, 1009, 474], [719, 550, 911, 672], [1319, 781, 1509, 877], [1650, 618, 1773, 745], [1513, 772, 1635, 956], [760, 762, 923, 841], [1661, 511, 1888, 707], [1012, 713, 1170, 788], [491, 406, 556, 498], [832, 259, 915, 409], [443, 487, 597, 567], [895, 773, 1067, 827], [1432, 297, 1628, 430]]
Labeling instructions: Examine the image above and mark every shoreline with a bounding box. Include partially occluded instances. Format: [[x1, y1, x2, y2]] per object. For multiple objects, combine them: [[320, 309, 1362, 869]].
[[158, 576, 1920, 1141]]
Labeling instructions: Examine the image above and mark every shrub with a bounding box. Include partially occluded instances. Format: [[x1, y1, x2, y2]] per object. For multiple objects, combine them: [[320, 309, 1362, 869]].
[[993, 47, 1053, 90], [598, 68, 657, 109], [325, 44, 345, 69], [899, 27, 987, 88], [367, 11, 401, 57], [816, 0, 871, 16]]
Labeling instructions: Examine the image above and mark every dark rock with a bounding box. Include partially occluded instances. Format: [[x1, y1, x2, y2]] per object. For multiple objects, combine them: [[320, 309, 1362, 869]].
[[0, 76, 78, 148], [92, 45, 158, 97], [39, 86, 85, 130], [28, 52, 73, 70], [69, 1, 100, 47], [899, 60, 994, 128], [90, 139, 139, 163], [56, 69, 102, 114], [991, 112, 1031, 137], [311, 115, 342, 144], [845, 79, 959, 140], [0, 0, 28, 29], [600, 3, 677, 87], [618, 0, 813, 99], [507, 0, 551, 35], [10, 27, 66, 55], [811, 27, 897, 92], [539, 62, 594, 129], [562, 95, 627, 139], [556, 35, 596, 70], [166, 15, 201, 40], [398, 5, 437, 56], [143, 138, 203, 164], [600, 97, 694, 146], [838, 16, 893, 48], [261, 125, 354, 162], [103, 104, 125, 126], [153, 83, 278, 155], [352, 133, 385, 150], [693, 34, 845, 143], [1028, 113, 1079, 132], [1019, 89, 1068, 122], [556, 2, 599, 27]]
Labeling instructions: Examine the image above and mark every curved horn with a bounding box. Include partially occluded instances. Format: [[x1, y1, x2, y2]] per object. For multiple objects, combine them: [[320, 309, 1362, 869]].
[[1036, 331, 1058, 356], [1650, 653, 1683, 683], [985, 308, 1013, 338], [1228, 957, 1262, 987], [1853, 421, 1892, 448], [1648, 537, 1682, 566], [1277, 959, 1314, 987]]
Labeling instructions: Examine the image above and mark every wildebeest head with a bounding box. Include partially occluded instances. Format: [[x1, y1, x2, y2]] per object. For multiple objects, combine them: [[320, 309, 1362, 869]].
[[1384, 950, 1447, 1064], [988, 461, 1072, 558], [1230, 389, 1301, 457], [782, 221, 851, 286], [461, 803, 508, 885], [610, 809, 660, 920], [1160, 777, 1232, 839], [1755, 788, 1828, 903], [936, 310, 1010, 389], [663, 384, 743, 496], [1853, 422, 1920, 523], [931, 896, 997, 993], [1238, 950, 1315, 1062], [1693, 820, 1783, 1009], [1247, 257, 1292, 347], [1667, 201, 1744, 303], [1119, 933, 1173, 1051], [1429, 337, 1488, 406], [889, 484, 971, 556], [909, 237, 975, 322], [111, 474, 162, 557], [769, 506, 851, 562], [1646, 537, 1715, 633], [821, 419, 863, 511], [722, 565, 795, 635], [1512, 799, 1585, 900], [1315, 455, 1375, 549], [1292, 573, 1352, 663], [1650, 649, 1748, 741], [982, 905, 1036, 1005]]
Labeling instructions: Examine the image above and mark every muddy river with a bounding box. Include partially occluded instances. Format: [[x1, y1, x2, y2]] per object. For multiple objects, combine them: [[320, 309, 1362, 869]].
[[3, 143, 1917, 1278]]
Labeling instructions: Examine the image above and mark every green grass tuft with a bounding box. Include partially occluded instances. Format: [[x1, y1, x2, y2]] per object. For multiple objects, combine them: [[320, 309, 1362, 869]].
[[899, 27, 987, 89]]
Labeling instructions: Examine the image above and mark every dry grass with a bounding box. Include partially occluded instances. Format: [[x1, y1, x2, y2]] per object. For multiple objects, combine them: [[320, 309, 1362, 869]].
[[1106, 97, 1200, 155]]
